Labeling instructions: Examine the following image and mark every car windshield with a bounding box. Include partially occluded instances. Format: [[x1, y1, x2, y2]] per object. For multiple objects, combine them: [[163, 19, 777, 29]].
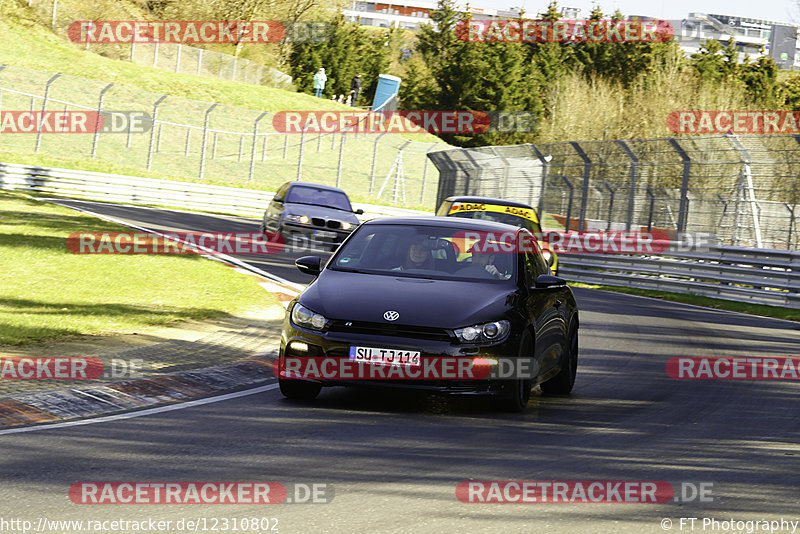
[[448, 208, 542, 234], [329, 224, 517, 282], [286, 186, 352, 211]]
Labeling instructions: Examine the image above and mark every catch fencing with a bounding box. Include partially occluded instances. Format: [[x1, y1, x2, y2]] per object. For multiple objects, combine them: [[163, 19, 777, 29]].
[[430, 135, 800, 250], [0, 64, 446, 208], [25, 0, 292, 88]]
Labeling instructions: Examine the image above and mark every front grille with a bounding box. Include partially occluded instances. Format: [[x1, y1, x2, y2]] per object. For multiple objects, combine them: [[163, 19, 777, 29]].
[[311, 217, 325, 227], [327, 320, 453, 342], [326, 220, 341, 230]]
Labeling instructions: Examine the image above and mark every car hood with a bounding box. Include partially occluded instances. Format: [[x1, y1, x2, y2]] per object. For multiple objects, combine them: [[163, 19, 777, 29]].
[[284, 203, 359, 223], [300, 270, 515, 329]]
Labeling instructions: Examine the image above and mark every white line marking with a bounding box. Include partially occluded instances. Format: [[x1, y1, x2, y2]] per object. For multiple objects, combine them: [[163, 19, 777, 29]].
[[0, 383, 280, 436]]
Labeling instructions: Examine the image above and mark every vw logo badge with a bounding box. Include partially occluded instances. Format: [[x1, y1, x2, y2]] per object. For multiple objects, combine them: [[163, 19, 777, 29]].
[[383, 310, 400, 321]]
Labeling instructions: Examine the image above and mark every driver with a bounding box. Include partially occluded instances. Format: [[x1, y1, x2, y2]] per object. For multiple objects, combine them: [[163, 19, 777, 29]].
[[394, 237, 435, 271]]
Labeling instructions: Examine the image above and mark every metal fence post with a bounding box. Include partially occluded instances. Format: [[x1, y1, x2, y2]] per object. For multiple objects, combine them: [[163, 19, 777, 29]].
[[726, 134, 763, 248], [370, 133, 386, 194], [296, 127, 307, 181], [667, 138, 691, 236], [560, 176, 574, 232], [90, 83, 114, 158], [616, 140, 639, 232], [335, 134, 346, 188], [175, 44, 182, 73], [786, 203, 796, 249], [570, 141, 591, 233], [153, 41, 159, 67], [600, 181, 616, 230], [35, 72, 62, 153], [197, 49, 203, 75], [146, 95, 167, 170], [198, 102, 218, 178], [212, 133, 218, 159], [51, 0, 57, 29], [645, 186, 655, 232], [248, 112, 268, 182], [420, 143, 438, 204], [529, 144, 550, 216], [282, 134, 289, 159]]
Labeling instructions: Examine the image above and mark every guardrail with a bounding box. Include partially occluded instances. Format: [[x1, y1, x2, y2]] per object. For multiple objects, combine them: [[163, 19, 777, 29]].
[[0, 161, 427, 220], [559, 246, 800, 309], [2, 160, 797, 309]]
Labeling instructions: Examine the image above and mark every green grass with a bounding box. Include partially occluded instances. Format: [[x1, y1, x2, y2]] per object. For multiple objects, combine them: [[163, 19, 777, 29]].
[[0, 2, 449, 210], [569, 282, 800, 322], [0, 190, 278, 345]]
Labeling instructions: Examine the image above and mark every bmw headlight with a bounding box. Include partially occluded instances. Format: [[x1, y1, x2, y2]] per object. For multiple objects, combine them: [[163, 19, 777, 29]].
[[285, 214, 309, 224], [341, 222, 352, 231], [291, 303, 329, 331], [454, 320, 510, 343]]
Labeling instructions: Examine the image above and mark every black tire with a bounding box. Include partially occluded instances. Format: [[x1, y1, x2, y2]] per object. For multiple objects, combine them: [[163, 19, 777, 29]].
[[279, 379, 321, 401], [498, 331, 534, 412], [541, 324, 578, 395]]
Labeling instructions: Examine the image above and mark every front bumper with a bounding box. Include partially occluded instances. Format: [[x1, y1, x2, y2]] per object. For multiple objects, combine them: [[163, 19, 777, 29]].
[[282, 222, 353, 247], [278, 319, 523, 396]]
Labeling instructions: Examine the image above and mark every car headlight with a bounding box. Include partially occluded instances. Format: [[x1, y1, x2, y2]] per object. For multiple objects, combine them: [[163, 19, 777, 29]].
[[341, 222, 352, 231], [454, 320, 510, 343], [285, 214, 309, 224], [291, 303, 329, 331]]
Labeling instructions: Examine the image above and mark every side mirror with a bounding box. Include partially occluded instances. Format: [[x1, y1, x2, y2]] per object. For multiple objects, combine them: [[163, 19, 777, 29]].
[[534, 274, 566, 289], [354, 208, 364, 215], [295, 256, 323, 276], [272, 195, 283, 202]]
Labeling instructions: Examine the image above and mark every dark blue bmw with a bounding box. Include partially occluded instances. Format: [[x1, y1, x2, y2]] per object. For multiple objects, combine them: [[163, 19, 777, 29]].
[[277, 216, 579, 411]]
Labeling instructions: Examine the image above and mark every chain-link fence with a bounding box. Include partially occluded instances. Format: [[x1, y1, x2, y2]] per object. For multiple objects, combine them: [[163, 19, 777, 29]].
[[0, 64, 446, 208], [430, 136, 800, 250], [25, 0, 292, 88]]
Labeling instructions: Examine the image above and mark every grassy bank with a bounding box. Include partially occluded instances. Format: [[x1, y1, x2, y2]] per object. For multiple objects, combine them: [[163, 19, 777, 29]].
[[0, 191, 277, 345]]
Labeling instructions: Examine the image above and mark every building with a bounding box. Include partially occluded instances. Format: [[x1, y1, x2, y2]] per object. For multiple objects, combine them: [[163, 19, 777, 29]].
[[342, 1, 521, 31]]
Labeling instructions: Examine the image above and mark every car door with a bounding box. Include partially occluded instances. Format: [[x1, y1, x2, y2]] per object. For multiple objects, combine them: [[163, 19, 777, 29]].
[[264, 182, 289, 232], [521, 235, 567, 376]]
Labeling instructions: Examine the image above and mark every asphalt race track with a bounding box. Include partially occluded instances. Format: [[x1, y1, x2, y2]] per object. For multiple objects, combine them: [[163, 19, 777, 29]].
[[2, 199, 798, 533]]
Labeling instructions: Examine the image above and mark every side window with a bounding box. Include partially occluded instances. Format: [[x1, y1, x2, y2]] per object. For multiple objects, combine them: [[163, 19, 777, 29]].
[[436, 201, 453, 216]]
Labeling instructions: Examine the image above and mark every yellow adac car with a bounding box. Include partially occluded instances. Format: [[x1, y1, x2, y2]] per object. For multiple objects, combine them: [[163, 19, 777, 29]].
[[436, 196, 558, 275]]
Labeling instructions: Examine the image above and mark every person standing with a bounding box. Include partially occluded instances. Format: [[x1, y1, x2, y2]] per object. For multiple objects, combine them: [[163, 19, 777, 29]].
[[350, 73, 362, 106], [313, 67, 327, 98]]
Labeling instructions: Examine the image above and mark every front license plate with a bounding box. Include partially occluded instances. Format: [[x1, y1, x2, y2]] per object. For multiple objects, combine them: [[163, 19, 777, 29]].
[[349, 346, 421, 367], [314, 230, 337, 238]]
